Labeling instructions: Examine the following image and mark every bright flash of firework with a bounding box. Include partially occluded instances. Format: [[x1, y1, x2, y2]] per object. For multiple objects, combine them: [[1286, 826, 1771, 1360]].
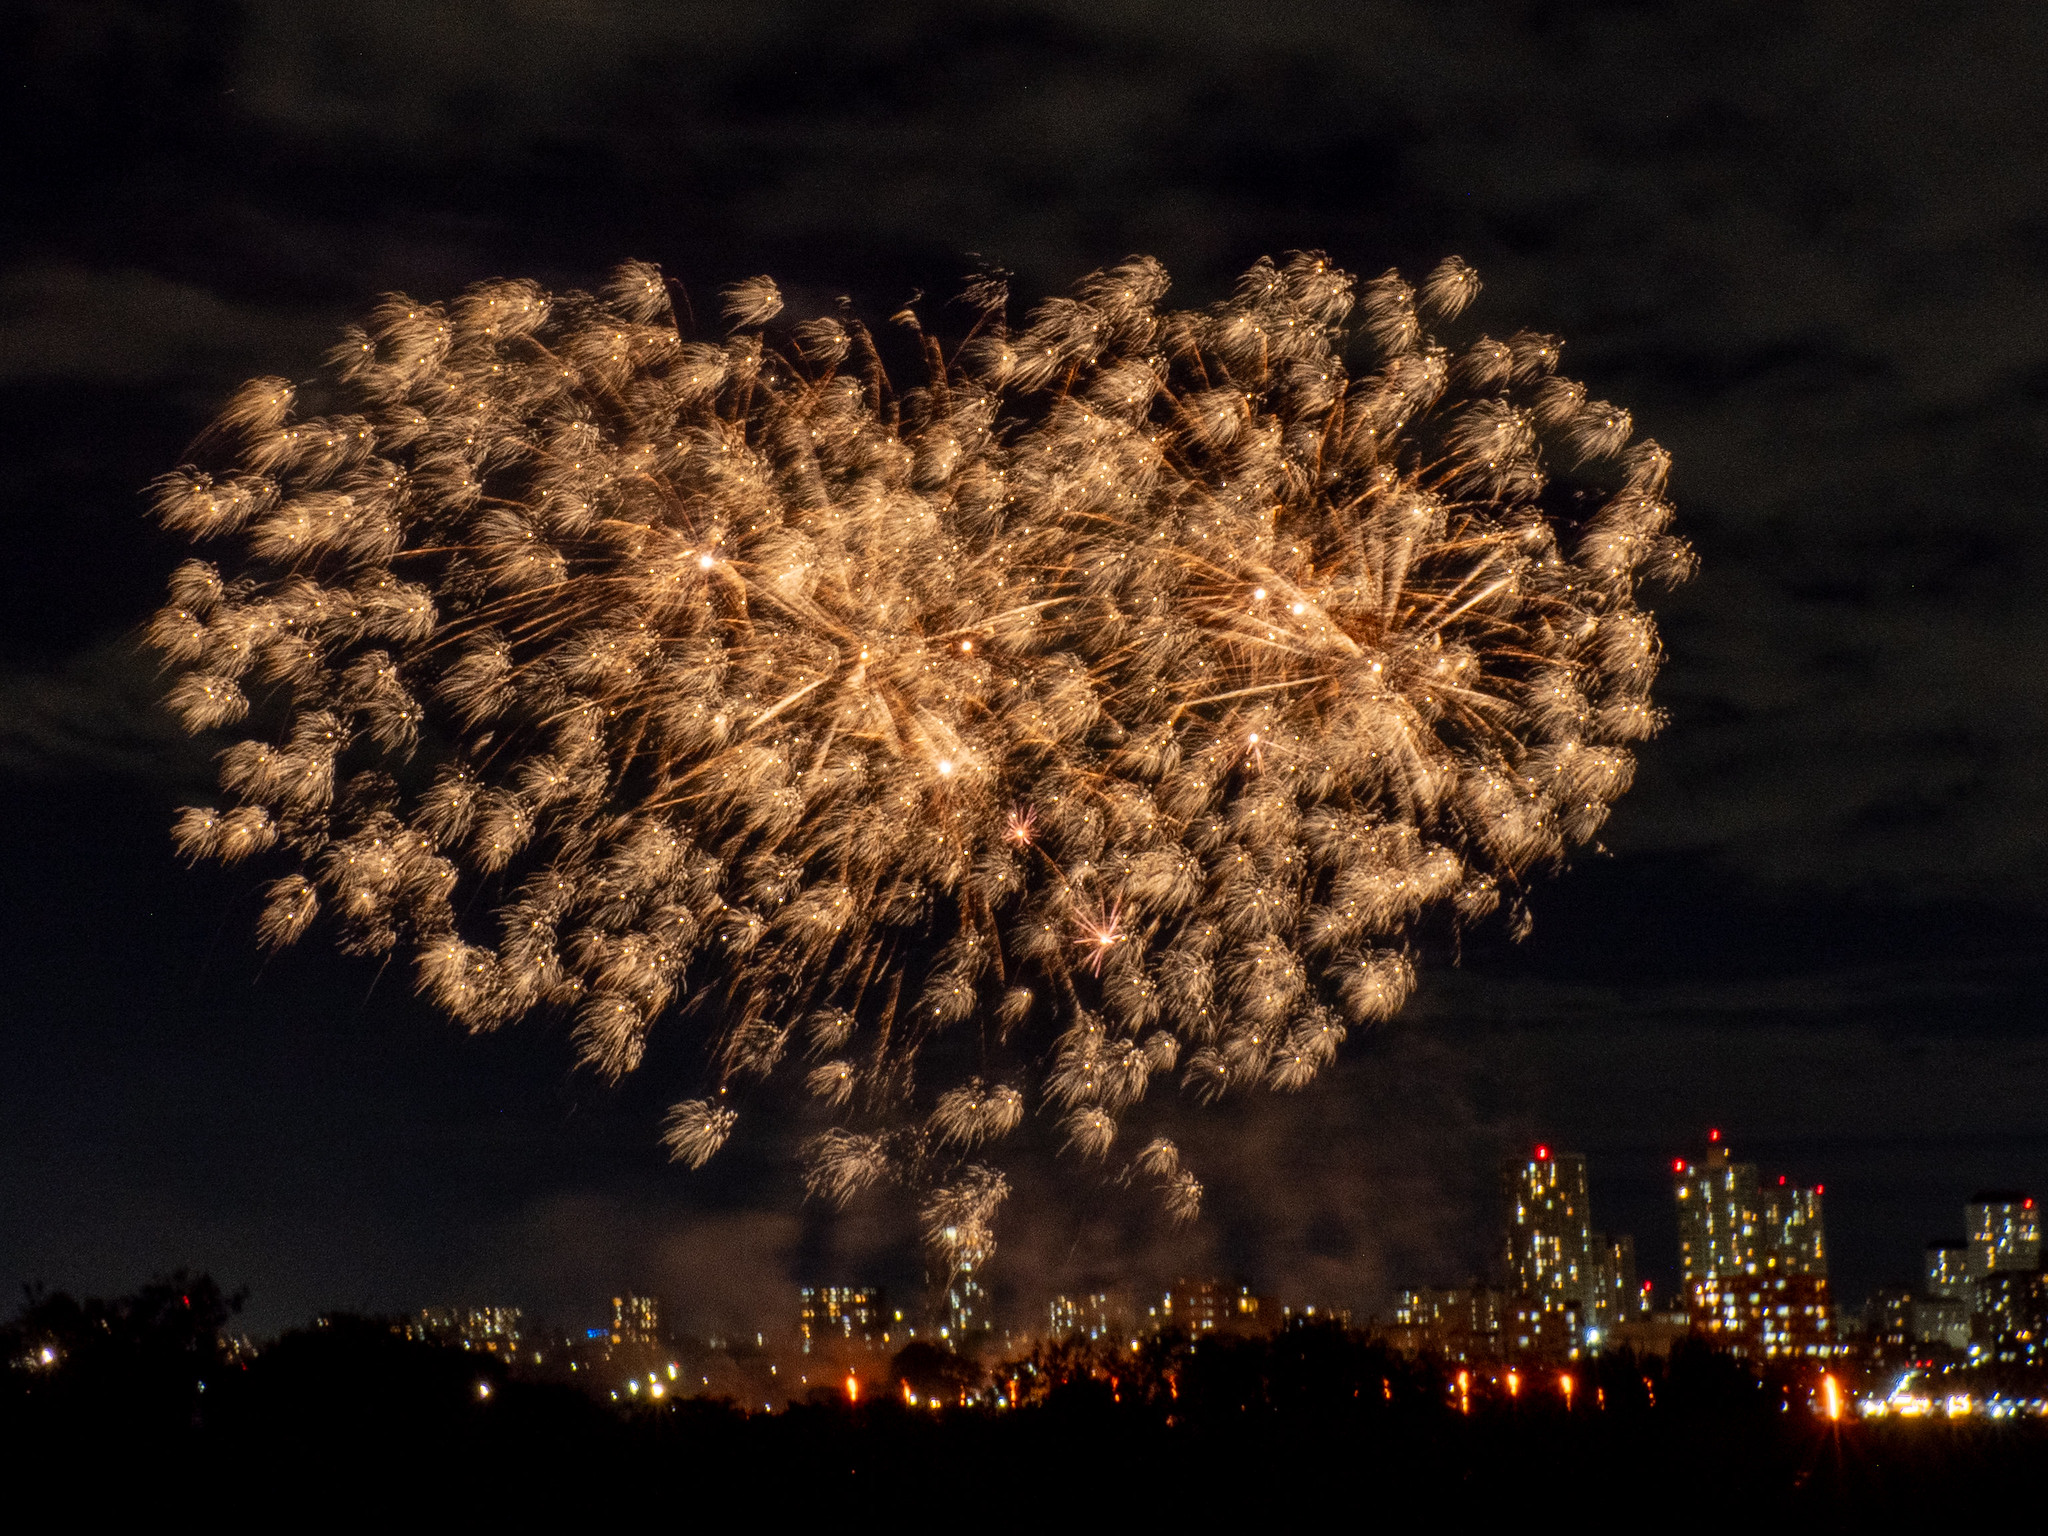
[[147, 251, 1689, 1263]]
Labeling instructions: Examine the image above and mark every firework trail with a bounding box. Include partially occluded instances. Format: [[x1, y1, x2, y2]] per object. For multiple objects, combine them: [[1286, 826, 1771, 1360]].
[[147, 253, 1689, 1264]]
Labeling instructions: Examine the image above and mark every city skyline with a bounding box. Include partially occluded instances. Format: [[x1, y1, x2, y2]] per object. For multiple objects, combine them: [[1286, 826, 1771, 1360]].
[[291, 1134, 2037, 1366]]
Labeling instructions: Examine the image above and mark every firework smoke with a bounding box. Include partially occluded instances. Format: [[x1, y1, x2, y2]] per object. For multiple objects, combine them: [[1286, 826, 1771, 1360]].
[[147, 252, 1689, 1265]]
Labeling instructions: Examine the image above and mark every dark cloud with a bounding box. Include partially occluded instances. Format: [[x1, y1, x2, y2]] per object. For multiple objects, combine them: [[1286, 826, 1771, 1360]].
[[0, 639, 214, 781], [0, 265, 327, 386]]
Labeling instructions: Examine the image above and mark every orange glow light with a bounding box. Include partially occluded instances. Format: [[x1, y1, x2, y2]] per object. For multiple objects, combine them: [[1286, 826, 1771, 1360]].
[[845, 1373, 860, 1404], [1506, 1371, 1520, 1398], [1822, 1373, 1842, 1422], [1560, 1374, 1574, 1408]]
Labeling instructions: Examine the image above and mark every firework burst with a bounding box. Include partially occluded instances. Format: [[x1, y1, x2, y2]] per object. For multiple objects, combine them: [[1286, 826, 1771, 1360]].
[[148, 252, 1689, 1264]]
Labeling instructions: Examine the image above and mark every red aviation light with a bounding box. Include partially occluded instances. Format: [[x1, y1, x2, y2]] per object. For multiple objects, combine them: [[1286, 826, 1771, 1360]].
[[1672, 1159, 1687, 1173], [1814, 1185, 1824, 1195], [1534, 1145, 1551, 1161], [1708, 1128, 1720, 1143]]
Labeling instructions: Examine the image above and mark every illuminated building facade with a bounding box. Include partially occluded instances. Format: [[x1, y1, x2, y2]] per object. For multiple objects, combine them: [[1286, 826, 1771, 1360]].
[[1159, 1280, 1272, 1335], [1761, 1179, 1825, 1275], [1912, 1297, 1970, 1351], [1965, 1193, 2040, 1280], [1869, 1284, 1970, 1352], [1047, 1291, 1128, 1342], [1675, 1135, 1758, 1288], [1504, 1149, 1593, 1318], [1509, 1294, 1583, 1357], [1501, 1146, 1641, 1351], [1393, 1284, 1507, 1360], [1591, 1235, 1643, 1337], [1974, 1271, 2048, 1365], [1867, 1287, 1914, 1349], [1924, 1242, 1972, 1300], [797, 1286, 894, 1353], [414, 1305, 523, 1353], [1900, 1192, 2042, 1358], [611, 1294, 662, 1345], [1691, 1273, 1832, 1357], [1394, 1285, 1501, 1332], [930, 1237, 990, 1343], [1671, 1132, 1832, 1357]]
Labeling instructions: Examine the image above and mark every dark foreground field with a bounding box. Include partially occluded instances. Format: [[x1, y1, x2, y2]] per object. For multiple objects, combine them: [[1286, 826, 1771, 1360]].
[[7, 1277, 2042, 1519]]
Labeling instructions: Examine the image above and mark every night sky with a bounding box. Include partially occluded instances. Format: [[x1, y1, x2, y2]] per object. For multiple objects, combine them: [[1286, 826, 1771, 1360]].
[[4, 0, 2045, 1336]]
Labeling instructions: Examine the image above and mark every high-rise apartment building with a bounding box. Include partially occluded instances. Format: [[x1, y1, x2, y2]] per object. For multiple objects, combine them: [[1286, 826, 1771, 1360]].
[[1671, 1132, 1832, 1357], [1966, 1193, 2041, 1280], [1760, 1177, 1825, 1274], [1591, 1234, 1643, 1337], [1501, 1146, 1639, 1351], [1504, 1148, 1594, 1320], [1675, 1134, 1758, 1288], [1912, 1192, 2038, 1357]]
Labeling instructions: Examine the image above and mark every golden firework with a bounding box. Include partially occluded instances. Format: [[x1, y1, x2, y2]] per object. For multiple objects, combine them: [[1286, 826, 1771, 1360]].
[[148, 252, 1690, 1255]]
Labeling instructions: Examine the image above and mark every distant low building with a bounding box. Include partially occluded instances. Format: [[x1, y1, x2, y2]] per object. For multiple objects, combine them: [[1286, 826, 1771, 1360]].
[[1601, 1312, 1692, 1359], [1047, 1291, 1129, 1343], [1157, 1280, 1273, 1336], [1865, 1287, 1914, 1348], [414, 1305, 523, 1354], [1279, 1302, 1351, 1328], [1508, 1293, 1583, 1359], [797, 1285, 895, 1353], [1974, 1271, 2048, 1365], [611, 1294, 662, 1345], [1691, 1273, 1833, 1358], [1912, 1296, 1971, 1351], [1389, 1285, 1508, 1361], [1925, 1242, 1972, 1303]]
